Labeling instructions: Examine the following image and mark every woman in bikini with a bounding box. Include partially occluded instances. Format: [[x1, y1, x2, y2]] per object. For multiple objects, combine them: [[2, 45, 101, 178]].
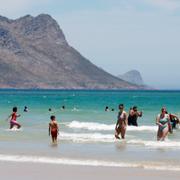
[[49, 115, 59, 143], [156, 107, 170, 141], [115, 104, 128, 139], [9, 107, 21, 129]]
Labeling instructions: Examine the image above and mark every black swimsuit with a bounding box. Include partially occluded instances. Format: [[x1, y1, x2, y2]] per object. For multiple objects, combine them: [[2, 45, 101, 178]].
[[128, 114, 138, 126]]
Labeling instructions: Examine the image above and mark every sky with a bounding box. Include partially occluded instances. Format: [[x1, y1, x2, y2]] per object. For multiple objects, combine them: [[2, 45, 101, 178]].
[[0, 0, 180, 89]]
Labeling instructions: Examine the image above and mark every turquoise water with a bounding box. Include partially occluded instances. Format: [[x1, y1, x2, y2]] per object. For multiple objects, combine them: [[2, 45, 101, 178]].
[[0, 90, 180, 170]]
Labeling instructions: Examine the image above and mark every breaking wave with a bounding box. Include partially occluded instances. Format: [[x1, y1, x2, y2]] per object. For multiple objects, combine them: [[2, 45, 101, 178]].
[[67, 121, 157, 132]]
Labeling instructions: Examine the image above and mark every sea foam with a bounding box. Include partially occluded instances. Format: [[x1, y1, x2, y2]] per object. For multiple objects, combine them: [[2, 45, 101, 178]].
[[67, 121, 157, 132], [59, 132, 115, 143], [0, 154, 179, 171], [127, 139, 180, 149], [59, 131, 180, 149]]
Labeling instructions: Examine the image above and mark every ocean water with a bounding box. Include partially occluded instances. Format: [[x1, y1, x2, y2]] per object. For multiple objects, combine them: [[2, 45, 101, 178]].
[[0, 90, 180, 171]]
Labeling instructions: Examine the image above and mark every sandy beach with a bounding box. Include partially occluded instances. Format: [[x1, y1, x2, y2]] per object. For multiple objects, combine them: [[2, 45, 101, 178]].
[[0, 162, 180, 180]]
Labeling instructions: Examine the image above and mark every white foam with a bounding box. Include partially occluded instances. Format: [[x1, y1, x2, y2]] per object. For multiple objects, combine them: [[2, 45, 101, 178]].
[[0, 154, 179, 171], [59, 132, 115, 143], [127, 126, 157, 132], [71, 108, 80, 112], [59, 131, 180, 148], [5, 127, 23, 132], [67, 121, 114, 131], [127, 139, 180, 149], [67, 121, 157, 132]]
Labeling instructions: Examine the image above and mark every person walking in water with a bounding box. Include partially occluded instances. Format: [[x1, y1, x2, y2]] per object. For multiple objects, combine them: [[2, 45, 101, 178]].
[[49, 115, 59, 143], [9, 107, 21, 129], [115, 104, 128, 139], [169, 113, 180, 130], [128, 106, 142, 126], [156, 107, 170, 141]]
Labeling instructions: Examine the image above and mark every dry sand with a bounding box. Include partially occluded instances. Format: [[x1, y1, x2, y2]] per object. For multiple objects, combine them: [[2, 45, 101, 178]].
[[0, 162, 180, 180]]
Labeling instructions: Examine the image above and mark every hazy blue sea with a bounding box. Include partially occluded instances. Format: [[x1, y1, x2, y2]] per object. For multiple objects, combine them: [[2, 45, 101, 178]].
[[0, 90, 180, 170]]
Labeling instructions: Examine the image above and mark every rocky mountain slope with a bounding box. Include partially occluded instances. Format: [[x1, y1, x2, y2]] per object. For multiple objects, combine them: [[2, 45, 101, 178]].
[[0, 14, 142, 89], [118, 70, 144, 86]]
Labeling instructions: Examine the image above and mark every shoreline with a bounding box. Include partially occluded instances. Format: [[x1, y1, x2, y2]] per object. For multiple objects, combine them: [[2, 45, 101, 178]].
[[0, 162, 179, 180], [0, 153, 179, 172]]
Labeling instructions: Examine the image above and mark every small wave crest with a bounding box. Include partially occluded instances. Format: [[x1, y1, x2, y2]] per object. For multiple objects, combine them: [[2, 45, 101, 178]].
[[59, 131, 180, 149], [67, 121, 114, 131], [59, 132, 115, 143], [67, 121, 157, 132], [0, 154, 179, 171], [127, 126, 157, 132], [127, 139, 180, 149]]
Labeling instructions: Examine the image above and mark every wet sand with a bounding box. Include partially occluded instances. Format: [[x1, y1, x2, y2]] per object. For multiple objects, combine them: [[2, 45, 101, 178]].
[[0, 162, 179, 180]]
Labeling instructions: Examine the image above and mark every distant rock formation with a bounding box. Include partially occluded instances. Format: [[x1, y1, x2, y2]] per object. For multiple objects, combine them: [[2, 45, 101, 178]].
[[0, 14, 144, 89], [118, 70, 144, 86]]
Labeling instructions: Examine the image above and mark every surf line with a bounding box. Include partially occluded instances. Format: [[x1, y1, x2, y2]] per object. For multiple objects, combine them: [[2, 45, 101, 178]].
[[0, 154, 179, 171]]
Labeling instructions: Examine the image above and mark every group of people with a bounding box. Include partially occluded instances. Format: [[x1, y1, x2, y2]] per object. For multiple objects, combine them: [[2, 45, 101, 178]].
[[7, 106, 59, 143], [115, 105, 142, 139], [105, 106, 114, 112], [156, 107, 179, 141], [7, 104, 180, 144], [115, 104, 180, 141]]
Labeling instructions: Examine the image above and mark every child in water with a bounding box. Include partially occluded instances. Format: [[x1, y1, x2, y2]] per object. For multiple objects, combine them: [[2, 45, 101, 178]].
[[9, 107, 21, 129], [49, 115, 59, 143]]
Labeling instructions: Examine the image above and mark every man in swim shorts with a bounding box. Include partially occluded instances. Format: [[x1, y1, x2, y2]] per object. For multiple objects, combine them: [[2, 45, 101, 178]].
[[128, 106, 142, 126]]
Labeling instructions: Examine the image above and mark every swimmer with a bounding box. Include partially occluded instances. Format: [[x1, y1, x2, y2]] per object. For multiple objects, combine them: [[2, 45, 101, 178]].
[[49, 108, 52, 112], [156, 107, 170, 141], [24, 106, 28, 112], [49, 115, 59, 143], [115, 104, 128, 139], [61, 105, 65, 110], [105, 106, 109, 112], [8, 107, 21, 129], [169, 113, 180, 130], [128, 106, 142, 126]]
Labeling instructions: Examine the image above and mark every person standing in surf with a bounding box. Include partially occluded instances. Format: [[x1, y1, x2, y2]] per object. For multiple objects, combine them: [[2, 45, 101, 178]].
[[49, 115, 59, 143], [169, 113, 180, 130], [8, 107, 21, 129], [128, 106, 142, 126], [115, 104, 128, 139], [156, 107, 170, 141]]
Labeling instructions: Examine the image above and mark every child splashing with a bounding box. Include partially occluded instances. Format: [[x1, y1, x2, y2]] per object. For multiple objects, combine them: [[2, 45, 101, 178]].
[[8, 107, 21, 129]]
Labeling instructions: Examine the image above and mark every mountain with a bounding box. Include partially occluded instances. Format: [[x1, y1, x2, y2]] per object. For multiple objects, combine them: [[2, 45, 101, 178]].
[[0, 14, 143, 89], [118, 70, 144, 86]]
